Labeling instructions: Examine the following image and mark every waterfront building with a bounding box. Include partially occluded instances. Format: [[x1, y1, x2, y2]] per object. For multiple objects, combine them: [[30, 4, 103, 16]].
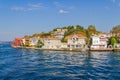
[[12, 38, 22, 46], [21, 38, 26, 45], [66, 34, 86, 50], [91, 34, 108, 49], [99, 32, 112, 39], [61, 43, 68, 49], [21, 38, 30, 46], [29, 37, 39, 47], [41, 38, 62, 49]]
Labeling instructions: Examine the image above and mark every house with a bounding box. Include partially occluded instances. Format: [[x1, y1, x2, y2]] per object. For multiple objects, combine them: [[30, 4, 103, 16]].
[[21, 38, 26, 45], [21, 38, 30, 46], [99, 32, 112, 39], [53, 28, 68, 39], [90, 36, 100, 49], [41, 38, 62, 49], [91, 34, 108, 49], [12, 38, 22, 46], [29, 37, 39, 46], [66, 34, 86, 49]]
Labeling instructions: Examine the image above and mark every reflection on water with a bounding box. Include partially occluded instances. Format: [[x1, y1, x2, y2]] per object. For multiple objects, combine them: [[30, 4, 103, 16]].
[[0, 43, 120, 80]]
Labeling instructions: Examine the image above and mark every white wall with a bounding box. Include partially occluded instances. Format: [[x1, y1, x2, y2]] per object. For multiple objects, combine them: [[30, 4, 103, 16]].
[[42, 39, 62, 49]]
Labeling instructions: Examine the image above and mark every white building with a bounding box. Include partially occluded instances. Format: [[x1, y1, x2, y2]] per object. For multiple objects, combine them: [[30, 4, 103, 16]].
[[91, 34, 108, 49], [22, 38, 26, 45], [30, 37, 39, 46], [66, 34, 86, 49], [53, 28, 68, 39], [99, 32, 112, 38], [61, 43, 68, 49], [21, 38, 30, 46], [41, 38, 63, 49]]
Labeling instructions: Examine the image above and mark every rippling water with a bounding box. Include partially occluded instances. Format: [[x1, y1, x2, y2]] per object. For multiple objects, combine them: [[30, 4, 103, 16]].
[[0, 43, 120, 80]]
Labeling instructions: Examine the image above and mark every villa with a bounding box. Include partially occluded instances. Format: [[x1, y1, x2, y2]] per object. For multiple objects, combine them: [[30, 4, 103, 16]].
[[21, 38, 30, 46], [66, 34, 86, 50], [41, 38, 62, 49], [91, 34, 108, 49], [29, 37, 39, 47]]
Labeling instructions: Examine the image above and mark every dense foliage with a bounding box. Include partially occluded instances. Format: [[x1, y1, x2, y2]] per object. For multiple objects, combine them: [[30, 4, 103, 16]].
[[62, 25, 100, 43], [25, 40, 30, 47], [110, 25, 120, 43], [108, 37, 117, 47], [111, 25, 120, 34], [36, 40, 44, 48]]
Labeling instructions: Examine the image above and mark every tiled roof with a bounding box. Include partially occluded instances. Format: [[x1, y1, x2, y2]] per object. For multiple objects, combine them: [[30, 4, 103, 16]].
[[66, 34, 86, 39]]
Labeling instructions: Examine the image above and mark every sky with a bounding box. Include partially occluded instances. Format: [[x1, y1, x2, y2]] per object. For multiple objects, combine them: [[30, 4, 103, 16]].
[[0, 0, 120, 41]]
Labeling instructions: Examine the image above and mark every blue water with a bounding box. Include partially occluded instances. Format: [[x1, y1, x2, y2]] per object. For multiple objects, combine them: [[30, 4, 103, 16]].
[[0, 43, 120, 80]]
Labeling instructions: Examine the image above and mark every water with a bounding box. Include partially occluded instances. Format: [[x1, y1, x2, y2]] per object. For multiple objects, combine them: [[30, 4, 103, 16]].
[[0, 43, 120, 80]]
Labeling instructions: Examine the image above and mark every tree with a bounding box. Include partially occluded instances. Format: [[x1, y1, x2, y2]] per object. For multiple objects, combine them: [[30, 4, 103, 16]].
[[53, 28, 59, 31], [24, 35, 30, 38], [108, 37, 117, 47], [87, 25, 97, 35], [36, 40, 44, 48], [76, 25, 84, 30], [32, 33, 39, 37], [86, 25, 96, 44], [111, 25, 120, 34], [25, 40, 30, 47], [110, 25, 120, 43]]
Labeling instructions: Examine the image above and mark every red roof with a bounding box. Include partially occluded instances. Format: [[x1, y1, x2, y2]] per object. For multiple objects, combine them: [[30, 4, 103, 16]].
[[12, 37, 22, 46], [66, 34, 86, 39]]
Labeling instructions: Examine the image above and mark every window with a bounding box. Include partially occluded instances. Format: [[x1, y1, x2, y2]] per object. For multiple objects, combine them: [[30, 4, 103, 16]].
[[73, 41, 75, 43], [68, 45, 70, 47], [76, 45, 78, 48], [73, 38, 75, 40], [76, 38, 78, 41], [72, 45, 74, 48]]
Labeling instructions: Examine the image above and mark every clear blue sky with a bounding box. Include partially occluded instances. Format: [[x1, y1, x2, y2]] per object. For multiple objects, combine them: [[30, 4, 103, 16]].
[[0, 0, 120, 41]]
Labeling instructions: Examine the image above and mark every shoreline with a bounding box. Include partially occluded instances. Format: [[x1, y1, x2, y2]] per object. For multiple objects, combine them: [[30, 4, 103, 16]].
[[89, 48, 113, 52], [12, 46, 89, 52], [12, 46, 120, 52]]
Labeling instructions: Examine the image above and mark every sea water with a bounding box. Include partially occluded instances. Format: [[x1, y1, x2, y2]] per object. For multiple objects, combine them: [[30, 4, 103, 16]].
[[0, 43, 120, 80]]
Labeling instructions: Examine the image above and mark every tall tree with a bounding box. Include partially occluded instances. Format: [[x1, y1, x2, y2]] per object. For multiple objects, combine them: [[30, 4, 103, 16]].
[[108, 37, 117, 47], [111, 25, 120, 43], [111, 25, 120, 33], [25, 40, 30, 47], [86, 25, 98, 44], [87, 25, 97, 35]]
